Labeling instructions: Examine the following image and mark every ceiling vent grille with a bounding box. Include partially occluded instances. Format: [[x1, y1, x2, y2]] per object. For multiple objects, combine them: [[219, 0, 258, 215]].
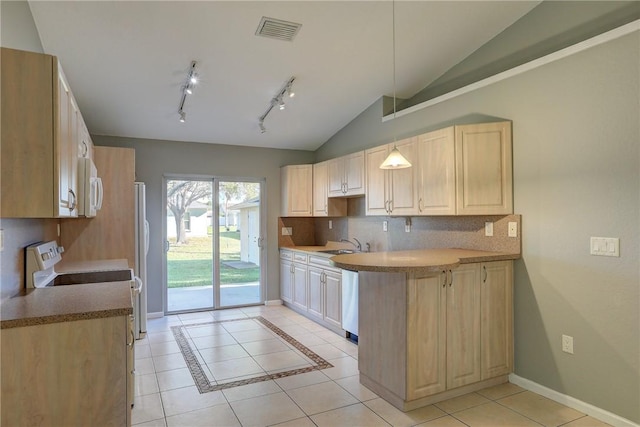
[[255, 17, 302, 42]]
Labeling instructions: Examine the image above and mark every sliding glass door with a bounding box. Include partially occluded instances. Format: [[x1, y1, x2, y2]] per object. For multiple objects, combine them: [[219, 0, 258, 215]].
[[165, 177, 264, 313]]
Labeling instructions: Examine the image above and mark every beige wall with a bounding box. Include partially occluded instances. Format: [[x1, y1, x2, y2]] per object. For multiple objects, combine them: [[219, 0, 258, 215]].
[[317, 33, 640, 422], [93, 136, 314, 313]]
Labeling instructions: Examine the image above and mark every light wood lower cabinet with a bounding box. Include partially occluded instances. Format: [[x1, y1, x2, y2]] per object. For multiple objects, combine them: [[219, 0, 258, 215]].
[[359, 261, 513, 410], [280, 250, 308, 310], [1, 315, 132, 426], [280, 250, 344, 334], [308, 258, 342, 330]]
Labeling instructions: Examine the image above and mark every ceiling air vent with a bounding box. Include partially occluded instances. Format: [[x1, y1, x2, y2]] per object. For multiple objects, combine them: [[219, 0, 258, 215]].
[[255, 17, 302, 42]]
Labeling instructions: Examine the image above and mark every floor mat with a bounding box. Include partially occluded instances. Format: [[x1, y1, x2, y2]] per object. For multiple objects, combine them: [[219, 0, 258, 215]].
[[171, 316, 333, 393]]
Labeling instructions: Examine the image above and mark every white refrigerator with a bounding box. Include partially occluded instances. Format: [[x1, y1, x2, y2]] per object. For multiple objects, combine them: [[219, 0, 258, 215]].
[[134, 182, 149, 339]]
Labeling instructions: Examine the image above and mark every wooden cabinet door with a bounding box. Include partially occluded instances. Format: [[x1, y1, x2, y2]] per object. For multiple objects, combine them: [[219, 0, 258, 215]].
[[365, 145, 389, 215], [480, 261, 513, 379], [447, 263, 481, 389], [323, 269, 342, 328], [388, 138, 419, 216], [313, 162, 329, 216], [1, 316, 128, 426], [56, 68, 76, 217], [313, 161, 346, 217], [455, 122, 513, 215], [344, 151, 365, 196], [417, 127, 456, 215], [407, 273, 447, 399], [281, 165, 312, 216], [307, 266, 324, 319], [292, 263, 308, 310], [327, 157, 345, 197], [280, 259, 293, 303]]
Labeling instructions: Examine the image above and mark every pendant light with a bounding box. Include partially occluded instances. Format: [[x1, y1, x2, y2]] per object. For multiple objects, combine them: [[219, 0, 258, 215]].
[[380, 0, 411, 170]]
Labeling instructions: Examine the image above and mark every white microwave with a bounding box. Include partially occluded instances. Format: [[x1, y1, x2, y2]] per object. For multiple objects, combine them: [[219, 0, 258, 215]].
[[77, 158, 103, 218]]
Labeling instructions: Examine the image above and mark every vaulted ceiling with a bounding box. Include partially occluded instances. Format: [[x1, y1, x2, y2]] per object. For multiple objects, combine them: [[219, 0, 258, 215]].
[[29, 1, 539, 151]]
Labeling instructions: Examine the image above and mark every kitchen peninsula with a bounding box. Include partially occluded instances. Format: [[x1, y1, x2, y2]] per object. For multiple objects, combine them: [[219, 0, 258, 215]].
[[330, 248, 519, 411]]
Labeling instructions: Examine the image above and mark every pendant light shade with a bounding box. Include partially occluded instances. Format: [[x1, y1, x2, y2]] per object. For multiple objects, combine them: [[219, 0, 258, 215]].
[[380, 145, 412, 169], [379, 0, 412, 170]]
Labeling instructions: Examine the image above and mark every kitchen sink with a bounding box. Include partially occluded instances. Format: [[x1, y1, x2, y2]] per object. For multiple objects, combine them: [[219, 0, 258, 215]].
[[53, 269, 133, 286], [317, 249, 356, 255]]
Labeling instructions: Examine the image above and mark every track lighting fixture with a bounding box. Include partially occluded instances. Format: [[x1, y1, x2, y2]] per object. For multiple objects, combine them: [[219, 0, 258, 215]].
[[177, 60, 197, 123], [257, 76, 295, 133]]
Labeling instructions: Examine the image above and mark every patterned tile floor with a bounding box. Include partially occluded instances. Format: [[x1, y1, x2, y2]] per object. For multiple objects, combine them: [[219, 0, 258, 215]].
[[133, 305, 611, 427]]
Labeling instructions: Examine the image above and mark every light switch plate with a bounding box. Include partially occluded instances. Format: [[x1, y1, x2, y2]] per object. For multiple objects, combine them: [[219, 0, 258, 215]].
[[590, 237, 619, 257], [328, 220, 333, 230], [485, 222, 493, 237], [383, 221, 388, 232]]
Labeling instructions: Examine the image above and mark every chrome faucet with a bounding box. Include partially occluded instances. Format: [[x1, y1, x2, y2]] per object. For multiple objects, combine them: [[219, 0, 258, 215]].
[[341, 238, 362, 252]]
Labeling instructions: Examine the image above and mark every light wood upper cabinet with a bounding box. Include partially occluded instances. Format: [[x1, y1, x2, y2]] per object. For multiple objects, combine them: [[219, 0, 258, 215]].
[[328, 151, 365, 197], [281, 164, 313, 217], [455, 122, 513, 215], [365, 137, 419, 216], [313, 161, 346, 217], [417, 127, 456, 215], [1, 47, 91, 218]]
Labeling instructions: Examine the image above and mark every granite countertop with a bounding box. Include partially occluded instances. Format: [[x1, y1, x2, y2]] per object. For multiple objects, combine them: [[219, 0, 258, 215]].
[[0, 281, 133, 329], [329, 248, 520, 275]]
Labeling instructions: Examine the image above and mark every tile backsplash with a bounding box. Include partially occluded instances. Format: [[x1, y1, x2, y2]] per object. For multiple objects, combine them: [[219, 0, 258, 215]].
[[280, 198, 521, 255]]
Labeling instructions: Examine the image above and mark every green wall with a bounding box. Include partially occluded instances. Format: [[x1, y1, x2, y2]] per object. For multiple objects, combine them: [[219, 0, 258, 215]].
[[316, 31, 640, 423]]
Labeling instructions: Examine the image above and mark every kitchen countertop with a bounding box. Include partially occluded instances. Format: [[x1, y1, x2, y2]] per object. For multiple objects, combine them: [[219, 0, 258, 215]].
[[0, 281, 133, 329], [329, 248, 519, 275]]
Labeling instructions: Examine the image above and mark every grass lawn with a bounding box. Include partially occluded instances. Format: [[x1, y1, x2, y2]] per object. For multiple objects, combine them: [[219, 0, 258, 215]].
[[167, 232, 259, 288]]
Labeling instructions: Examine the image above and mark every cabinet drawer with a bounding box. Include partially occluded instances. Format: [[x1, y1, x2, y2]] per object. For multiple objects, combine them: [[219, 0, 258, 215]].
[[293, 253, 308, 263], [308, 256, 340, 274], [280, 250, 293, 260]]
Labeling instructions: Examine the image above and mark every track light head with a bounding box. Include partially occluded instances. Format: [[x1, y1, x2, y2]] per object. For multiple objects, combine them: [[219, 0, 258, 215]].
[[185, 85, 193, 95], [179, 110, 186, 123], [259, 121, 266, 133], [190, 73, 198, 84]]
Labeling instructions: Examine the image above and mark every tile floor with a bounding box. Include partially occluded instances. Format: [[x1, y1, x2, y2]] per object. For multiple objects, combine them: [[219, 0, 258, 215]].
[[133, 305, 611, 427]]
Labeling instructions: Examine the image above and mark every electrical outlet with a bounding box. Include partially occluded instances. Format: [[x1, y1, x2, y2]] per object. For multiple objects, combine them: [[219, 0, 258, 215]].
[[508, 222, 518, 238], [383, 221, 388, 232], [485, 222, 493, 237], [405, 224, 411, 232], [281, 227, 293, 236], [328, 220, 333, 230], [562, 335, 574, 354]]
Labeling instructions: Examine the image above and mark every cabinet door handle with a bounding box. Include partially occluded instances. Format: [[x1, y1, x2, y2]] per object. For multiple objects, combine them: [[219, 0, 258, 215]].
[[68, 189, 77, 211], [483, 265, 487, 283], [442, 270, 447, 288], [418, 198, 423, 213], [388, 199, 393, 214], [448, 269, 453, 287], [81, 140, 88, 157]]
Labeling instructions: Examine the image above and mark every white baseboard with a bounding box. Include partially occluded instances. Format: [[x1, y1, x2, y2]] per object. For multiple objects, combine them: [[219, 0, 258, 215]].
[[264, 299, 283, 306], [509, 374, 639, 427], [146, 311, 164, 319]]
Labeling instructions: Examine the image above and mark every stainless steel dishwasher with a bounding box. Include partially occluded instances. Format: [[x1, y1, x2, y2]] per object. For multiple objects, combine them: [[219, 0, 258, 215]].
[[341, 269, 358, 342]]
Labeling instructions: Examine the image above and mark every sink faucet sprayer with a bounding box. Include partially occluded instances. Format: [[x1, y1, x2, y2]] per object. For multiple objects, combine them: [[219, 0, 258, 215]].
[[341, 238, 362, 252]]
